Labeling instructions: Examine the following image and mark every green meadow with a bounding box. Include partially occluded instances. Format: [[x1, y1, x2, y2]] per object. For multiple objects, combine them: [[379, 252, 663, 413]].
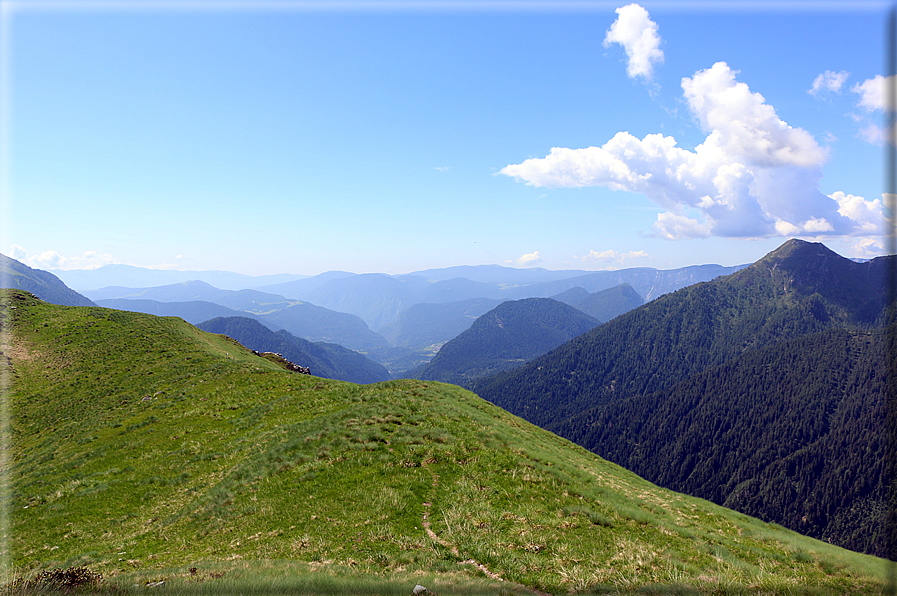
[[3, 290, 892, 594]]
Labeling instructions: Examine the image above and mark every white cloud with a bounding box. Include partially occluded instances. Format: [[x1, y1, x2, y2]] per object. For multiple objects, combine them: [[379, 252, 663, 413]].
[[603, 3, 663, 81], [808, 70, 849, 97], [8, 246, 118, 270], [576, 248, 650, 265], [839, 237, 886, 260], [831, 191, 883, 234], [434, 166, 450, 172], [500, 62, 877, 240], [653, 212, 712, 239], [512, 251, 543, 267], [851, 74, 894, 112], [846, 75, 897, 145]]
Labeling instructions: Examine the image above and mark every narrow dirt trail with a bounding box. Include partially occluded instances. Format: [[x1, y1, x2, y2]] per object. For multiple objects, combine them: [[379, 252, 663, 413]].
[[419, 461, 506, 582], [419, 462, 551, 596]]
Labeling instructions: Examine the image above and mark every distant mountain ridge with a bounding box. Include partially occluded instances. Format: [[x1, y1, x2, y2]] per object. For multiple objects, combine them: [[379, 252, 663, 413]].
[[552, 283, 644, 322], [258, 263, 746, 330], [378, 297, 504, 349], [55, 260, 747, 334], [0, 253, 96, 307], [53, 263, 307, 292]]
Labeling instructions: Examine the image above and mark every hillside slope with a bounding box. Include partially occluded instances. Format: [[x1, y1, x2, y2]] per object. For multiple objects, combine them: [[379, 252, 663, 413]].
[[5, 289, 888, 593], [0, 254, 95, 307], [197, 316, 390, 384]]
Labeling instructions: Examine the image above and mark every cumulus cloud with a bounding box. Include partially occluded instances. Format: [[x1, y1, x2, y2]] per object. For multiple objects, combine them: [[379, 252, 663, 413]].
[[576, 249, 650, 266], [653, 212, 713, 239], [603, 4, 663, 81], [511, 251, 543, 267], [808, 70, 849, 97], [847, 75, 896, 145], [500, 61, 880, 240], [9, 246, 118, 270], [840, 237, 887, 260], [851, 74, 894, 112], [831, 191, 884, 234]]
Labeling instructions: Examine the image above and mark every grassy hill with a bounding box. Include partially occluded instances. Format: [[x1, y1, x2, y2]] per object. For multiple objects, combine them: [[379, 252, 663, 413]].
[[4, 289, 891, 594]]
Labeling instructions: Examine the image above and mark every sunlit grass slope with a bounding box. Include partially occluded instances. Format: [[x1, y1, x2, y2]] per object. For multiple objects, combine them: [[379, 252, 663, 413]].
[[5, 290, 891, 594]]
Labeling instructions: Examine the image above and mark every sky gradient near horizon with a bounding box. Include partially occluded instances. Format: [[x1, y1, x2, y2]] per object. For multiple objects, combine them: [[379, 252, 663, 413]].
[[3, 0, 894, 277]]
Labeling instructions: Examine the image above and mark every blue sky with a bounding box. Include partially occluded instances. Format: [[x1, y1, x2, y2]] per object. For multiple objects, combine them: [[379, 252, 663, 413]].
[[3, 0, 893, 276]]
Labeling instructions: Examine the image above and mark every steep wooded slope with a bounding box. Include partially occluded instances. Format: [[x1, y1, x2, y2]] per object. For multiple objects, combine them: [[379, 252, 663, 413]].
[[475, 240, 889, 426], [474, 240, 893, 556], [556, 327, 889, 557]]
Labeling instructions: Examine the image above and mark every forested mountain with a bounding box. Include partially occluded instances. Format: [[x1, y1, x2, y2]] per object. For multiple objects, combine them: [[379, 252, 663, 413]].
[[551, 283, 644, 322], [473, 239, 893, 556], [197, 316, 389, 384], [412, 298, 600, 386], [378, 297, 503, 348], [0, 253, 96, 307], [558, 327, 889, 557]]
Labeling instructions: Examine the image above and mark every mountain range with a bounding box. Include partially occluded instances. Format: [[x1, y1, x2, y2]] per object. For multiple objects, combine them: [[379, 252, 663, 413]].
[[4, 240, 893, 562], [409, 284, 644, 387], [63, 261, 746, 333], [473, 239, 894, 557]]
